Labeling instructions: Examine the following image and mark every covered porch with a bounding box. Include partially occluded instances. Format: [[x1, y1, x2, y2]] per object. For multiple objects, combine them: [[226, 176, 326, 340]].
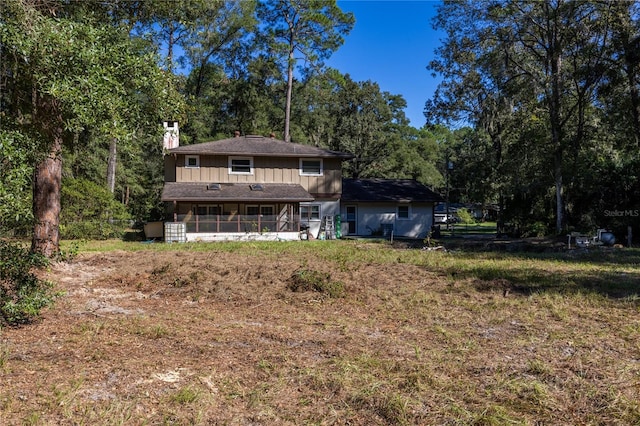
[[161, 182, 314, 242]]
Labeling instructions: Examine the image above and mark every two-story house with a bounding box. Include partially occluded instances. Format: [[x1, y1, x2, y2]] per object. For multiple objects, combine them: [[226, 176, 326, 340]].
[[160, 124, 442, 242], [161, 128, 353, 241]]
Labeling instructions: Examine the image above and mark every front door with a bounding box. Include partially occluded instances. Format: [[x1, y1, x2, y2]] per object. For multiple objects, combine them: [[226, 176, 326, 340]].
[[346, 206, 357, 235]]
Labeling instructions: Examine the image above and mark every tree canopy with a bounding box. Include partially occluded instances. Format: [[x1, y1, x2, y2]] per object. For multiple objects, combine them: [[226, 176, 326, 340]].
[[5, 0, 640, 257], [1, 0, 438, 257], [1, 0, 184, 256], [428, 0, 640, 236], [257, 0, 354, 142]]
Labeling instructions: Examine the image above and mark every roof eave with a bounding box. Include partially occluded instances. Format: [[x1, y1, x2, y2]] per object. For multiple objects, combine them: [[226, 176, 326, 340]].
[[167, 149, 353, 159], [342, 198, 441, 203], [162, 197, 314, 203]]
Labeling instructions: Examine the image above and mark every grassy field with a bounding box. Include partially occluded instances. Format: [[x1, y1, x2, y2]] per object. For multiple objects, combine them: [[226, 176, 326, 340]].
[[1, 239, 639, 425]]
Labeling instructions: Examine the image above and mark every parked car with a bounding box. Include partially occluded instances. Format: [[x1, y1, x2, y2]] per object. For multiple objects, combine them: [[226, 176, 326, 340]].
[[434, 213, 459, 224]]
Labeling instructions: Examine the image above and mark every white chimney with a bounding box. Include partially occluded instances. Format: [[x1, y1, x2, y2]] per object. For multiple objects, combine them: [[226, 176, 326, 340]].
[[163, 121, 179, 150]]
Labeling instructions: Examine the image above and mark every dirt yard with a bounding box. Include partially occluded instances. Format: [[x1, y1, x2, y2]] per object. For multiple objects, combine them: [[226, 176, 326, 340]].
[[1, 244, 639, 425]]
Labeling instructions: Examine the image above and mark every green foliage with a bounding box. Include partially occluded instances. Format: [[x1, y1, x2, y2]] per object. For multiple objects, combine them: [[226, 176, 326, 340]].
[[60, 178, 131, 240], [330, 77, 400, 178], [388, 136, 444, 187], [257, 0, 355, 141], [3, 3, 184, 137], [456, 208, 474, 225], [428, 0, 640, 234], [0, 241, 57, 326], [522, 221, 549, 238], [56, 242, 80, 263], [441, 127, 504, 207], [1, 0, 186, 255], [288, 268, 345, 298], [0, 131, 37, 233], [169, 386, 200, 405]]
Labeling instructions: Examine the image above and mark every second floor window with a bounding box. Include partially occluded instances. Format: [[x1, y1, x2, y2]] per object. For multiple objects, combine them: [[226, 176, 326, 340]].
[[229, 156, 253, 174], [299, 158, 323, 176], [185, 155, 199, 168]]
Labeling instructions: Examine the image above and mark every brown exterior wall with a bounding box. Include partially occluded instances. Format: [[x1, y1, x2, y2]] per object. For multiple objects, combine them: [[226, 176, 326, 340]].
[[172, 155, 342, 196], [164, 155, 176, 182]]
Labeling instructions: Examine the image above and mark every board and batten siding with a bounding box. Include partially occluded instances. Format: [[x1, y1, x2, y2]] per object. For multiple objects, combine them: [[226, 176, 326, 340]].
[[342, 202, 435, 239], [172, 155, 342, 196]]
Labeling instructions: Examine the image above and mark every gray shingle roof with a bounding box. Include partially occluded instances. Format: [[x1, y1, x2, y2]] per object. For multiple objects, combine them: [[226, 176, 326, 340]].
[[341, 178, 443, 203], [167, 135, 353, 159], [162, 182, 314, 203]]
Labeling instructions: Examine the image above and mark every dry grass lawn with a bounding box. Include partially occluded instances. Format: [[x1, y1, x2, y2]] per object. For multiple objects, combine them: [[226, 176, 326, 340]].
[[1, 240, 639, 425]]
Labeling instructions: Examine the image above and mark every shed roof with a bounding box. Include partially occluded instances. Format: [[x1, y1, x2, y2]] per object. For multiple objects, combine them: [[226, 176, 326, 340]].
[[341, 178, 443, 203], [167, 134, 353, 159], [162, 182, 314, 203]]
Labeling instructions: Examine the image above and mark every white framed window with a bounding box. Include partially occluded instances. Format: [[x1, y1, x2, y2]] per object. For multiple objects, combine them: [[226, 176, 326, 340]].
[[185, 155, 199, 168], [229, 156, 253, 174], [301, 204, 321, 221], [299, 158, 323, 176], [397, 205, 410, 220]]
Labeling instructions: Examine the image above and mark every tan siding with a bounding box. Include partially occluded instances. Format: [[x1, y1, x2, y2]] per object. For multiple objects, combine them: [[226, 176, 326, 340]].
[[181, 167, 195, 181], [261, 165, 273, 182], [171, 154, 343, 196], [199, 156, 212, 182]]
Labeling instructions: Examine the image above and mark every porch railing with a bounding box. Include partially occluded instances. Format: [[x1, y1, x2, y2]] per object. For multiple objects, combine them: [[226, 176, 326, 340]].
[[175, 214, 301, 233]]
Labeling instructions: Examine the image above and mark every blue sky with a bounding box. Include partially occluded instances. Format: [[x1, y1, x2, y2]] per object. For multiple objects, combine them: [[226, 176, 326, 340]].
[[324, 0, 443, 128]]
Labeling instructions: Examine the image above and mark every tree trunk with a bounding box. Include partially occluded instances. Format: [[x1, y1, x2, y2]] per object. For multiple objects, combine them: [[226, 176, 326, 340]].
[[548, 6, 565, 234], [107, 137, 117, 193], [284, 45, 294, 142], [32, 127, 63, 258], [31, 91, 65, 258], [167, 21, 175, 73], [124, 185, 130, 206], [554, 150, 564, 235]]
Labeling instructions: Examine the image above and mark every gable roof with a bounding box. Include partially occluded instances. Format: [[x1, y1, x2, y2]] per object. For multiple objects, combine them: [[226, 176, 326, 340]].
[[162, 182, 314, 203], [341, 178, 443, 203], [167, 134, 353, 159]]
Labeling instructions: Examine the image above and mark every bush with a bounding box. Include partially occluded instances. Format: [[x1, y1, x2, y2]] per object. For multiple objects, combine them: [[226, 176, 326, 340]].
[[288, 268, 345, 298], [60, 178, 131, 240], [456, 208, 475, 225], [59, 220, 128, 240], [522, 221, 549, 238], [0, 241, 57, 325], [0, 131, 37, 237]]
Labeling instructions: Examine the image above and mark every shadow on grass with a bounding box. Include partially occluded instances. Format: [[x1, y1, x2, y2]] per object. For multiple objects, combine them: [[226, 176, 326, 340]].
[[122, 230, 145, 242], [506, 247, 640, 266], [438, 223, 497, 237], [444, 249, 640, 300]]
